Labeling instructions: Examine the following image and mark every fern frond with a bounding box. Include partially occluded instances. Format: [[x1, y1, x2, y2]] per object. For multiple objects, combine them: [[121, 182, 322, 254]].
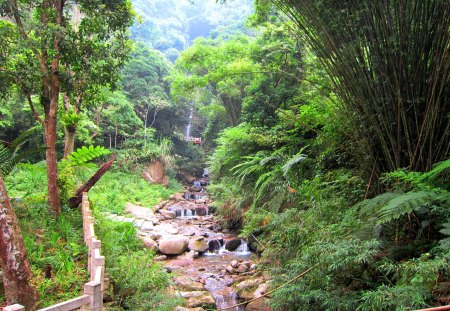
[[356, 192, 402, 218], [282, 152, 307, 176], [67, 145, 111, 165], [418, 158, 450, 189], [439, 218, 450, 250], [377, 191, 432, 225]]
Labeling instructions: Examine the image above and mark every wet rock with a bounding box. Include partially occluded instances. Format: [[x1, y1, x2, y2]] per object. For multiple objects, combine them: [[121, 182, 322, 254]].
[[175, 276, 205, 291], [180, 291, 215, 308], [170, 193, 186, 202], [125, 203, 155, 221], [154, 255, 167, 261], [225, 265, 237, 274], [158, 236, 189, 255], [246, 298, 272, 311], [189, 186, 202, 193], [138, 236, 158, 251], [195, 207, 208, 216], [189, 237, 209, 253], [225, 238, 242, 251], [208, 240, 222, 251], [160, 210, 177, 219], [235, 279, 261, 300]]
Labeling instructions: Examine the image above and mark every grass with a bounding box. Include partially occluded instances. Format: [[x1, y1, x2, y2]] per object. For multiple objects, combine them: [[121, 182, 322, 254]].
[[2, 162, 183, 309], [5, 162, 88, 308], [88, 169, 183, 215]]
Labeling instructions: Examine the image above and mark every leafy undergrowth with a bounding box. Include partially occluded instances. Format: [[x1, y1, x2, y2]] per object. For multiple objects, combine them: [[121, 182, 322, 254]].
[[87, 167, 183, 310], [89, 169, 183, 215], [5, 163, 88, 308], [94, 215, 181, 310]]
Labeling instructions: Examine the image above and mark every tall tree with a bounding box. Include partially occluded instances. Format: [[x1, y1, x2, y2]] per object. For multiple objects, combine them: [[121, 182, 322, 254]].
[[0, 175, 39, 309], [0, 0, 133, 216], [61, 1, 133, 158]]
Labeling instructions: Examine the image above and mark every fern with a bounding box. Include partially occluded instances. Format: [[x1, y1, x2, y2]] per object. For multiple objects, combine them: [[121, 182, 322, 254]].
[[67, 145, 110, 165], [282, 151, 307, 177], [439, 218, 450, 250], [376, 191, 432, 225], [0, 128, 40, 176]]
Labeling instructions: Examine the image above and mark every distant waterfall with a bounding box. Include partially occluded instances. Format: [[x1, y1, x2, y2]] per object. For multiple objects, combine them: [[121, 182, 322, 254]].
[[185, 108, 194, 140]]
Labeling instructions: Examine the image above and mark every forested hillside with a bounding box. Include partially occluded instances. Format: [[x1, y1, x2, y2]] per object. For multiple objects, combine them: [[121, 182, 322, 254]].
[[131, 0, 253, 61], [0, 0, 449, 310]]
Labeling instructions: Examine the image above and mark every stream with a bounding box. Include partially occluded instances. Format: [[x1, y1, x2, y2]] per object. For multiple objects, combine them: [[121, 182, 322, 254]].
[[106, 177, 263, 310]]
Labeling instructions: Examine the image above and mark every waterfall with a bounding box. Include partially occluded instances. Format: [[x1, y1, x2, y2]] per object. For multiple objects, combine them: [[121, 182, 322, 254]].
[[193, 181, 201, 188], [202, 168, 209, 177], [235, 240, 251, 255], [184, 209, 193, 217], [185, 108, 194, 140]]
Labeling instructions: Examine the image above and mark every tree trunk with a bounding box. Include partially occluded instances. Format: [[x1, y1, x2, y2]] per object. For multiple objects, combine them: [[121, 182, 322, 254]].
[[0, 175, 39, 309], [44, 95, 61, 217], [63, 125, 76, 158], [68, 154, 116, 208]]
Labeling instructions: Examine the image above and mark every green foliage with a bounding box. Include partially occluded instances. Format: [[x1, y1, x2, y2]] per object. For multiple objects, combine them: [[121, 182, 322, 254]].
[[0, 128, 40, 176], [66, 145, 111, 165], [94, 193, 181, 310], [89, 170, 182, 215], [5, 166, 88, 307]]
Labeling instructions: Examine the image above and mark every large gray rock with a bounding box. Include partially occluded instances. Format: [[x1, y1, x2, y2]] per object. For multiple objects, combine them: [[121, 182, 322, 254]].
[[188, 237, 209, 253], [125, 203, 155, 221], [158, 236, 189, 255], [225, 238, 242, 251], [180, 291, 215, 308]]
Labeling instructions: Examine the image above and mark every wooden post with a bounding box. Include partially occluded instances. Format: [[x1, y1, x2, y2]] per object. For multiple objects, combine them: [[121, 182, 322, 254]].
[[2, 305, 25, 311], [83, 281, 102, 311]]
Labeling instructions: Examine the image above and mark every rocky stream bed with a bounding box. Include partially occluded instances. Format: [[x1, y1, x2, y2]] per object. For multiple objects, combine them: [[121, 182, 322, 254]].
[[104, 179, 272, 311]]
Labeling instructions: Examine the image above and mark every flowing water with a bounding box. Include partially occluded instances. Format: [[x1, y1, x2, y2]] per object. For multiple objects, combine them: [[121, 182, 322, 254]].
[[164, 178, 254, 310]]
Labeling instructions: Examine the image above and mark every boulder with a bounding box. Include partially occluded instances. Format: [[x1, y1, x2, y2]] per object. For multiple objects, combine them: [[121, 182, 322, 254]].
[[160, 210, 177, 219], [175, 276, 205, 291], [235, 279, 261, 300], [231, 260, 238, 268], [195, 207, 208, 216], [154, 255, 167, 261], [138, 236, 158, 251], [125, 203, 155, 221], [170, 193, 186, 202], [142, 160, 166, 185], [158, 236, 189, 255], [246, 298, 272, 311], [188, 237, 209, 253], [180, 291, 215, 308], [208, 239, 222, 251], [225, 238, 242, 251]]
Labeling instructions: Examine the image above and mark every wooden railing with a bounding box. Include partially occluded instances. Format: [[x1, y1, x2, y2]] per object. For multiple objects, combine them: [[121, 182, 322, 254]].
[[3, 193, 105, 311]]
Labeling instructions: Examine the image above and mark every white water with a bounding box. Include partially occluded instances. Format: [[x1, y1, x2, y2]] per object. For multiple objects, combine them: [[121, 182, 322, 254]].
[[185, 108, 194, 140]]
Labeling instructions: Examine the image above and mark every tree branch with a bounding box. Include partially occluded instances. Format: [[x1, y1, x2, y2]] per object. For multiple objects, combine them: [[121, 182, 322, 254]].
[[27, 95, 44, 126]]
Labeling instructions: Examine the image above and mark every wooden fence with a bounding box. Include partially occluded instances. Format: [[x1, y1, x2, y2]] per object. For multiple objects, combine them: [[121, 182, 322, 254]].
[[3, 193, 105, 311]]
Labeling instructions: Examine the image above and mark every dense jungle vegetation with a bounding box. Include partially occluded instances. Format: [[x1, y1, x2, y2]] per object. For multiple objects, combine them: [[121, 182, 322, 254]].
[[0, 0, 449, 310]]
